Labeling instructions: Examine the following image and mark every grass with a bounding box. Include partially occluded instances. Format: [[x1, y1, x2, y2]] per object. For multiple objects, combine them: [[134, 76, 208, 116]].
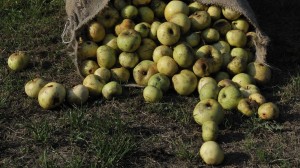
[[1, 0, 300, 167]]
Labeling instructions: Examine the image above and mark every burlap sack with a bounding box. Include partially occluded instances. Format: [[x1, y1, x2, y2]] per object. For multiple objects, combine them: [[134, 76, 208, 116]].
[[62, 0, 270, 77]]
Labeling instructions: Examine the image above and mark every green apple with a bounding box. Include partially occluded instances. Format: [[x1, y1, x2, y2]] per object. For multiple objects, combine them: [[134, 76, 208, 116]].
[[66, 84, 89, 105], [200, 141, 224, 165], [80, 60, 100, 77], [138, 6, 154, 23], [38, 82, 66, 110], [78, 41, 98, 59], [96, 7, 120, 28], [137, 38, 157, 60], [227, 57, 247, 75], [150, 0, 166, 18], [218, 85, 242, 110], [157, 56, 178, 77], [88, 21, 105, 42], [121, 5, 138, 19], [185, 32, 201, 47], [148, 73, 170, 92], [232, 73, 255, 88], [212, 40, 231, 68], [231, 47, 249, 62], [214, 71, 230, 82], [25, 78, 47, 98], [199, 82, 220, 101], [193, 99, 224, 125], [169, 13, 191, 34], [207, 5, 222, 21], [157, 22, 181, 46], [226, 29, 247, 47], [193, 58, 210, 77], [232, 18, 249, 33], [249, 93, 266, 105], [258, 102, 279, 120], [102, 34, 119, 51], [164, 1, 189, 21], [133, 60, 158, 86], [96, 45, 116, 69], [149, 21, 162, 40], [189, 11, 211, 30], [188, 1, 208, 14], [134, 22, 151, 38], [222, 7, 241, 20], [115, 19, 135, 35], [201, 28, 220, 43], [237, 98, 258, 117], [212, 19, 232, 36], [132, 0, 151, 6], [152, 45, 173, 63], [218, 79, 238, 89], [240, 84, 260, 98], [143, 85, 163, 103], [202, 120, 219, 142], [110, 67, 130, 83], [7, 51, 30, 71], [118, 52, 139, 68], [117, 29, 141, 52], [247, 62, 272, 85], [196, 45, 222, 73], [172, 69, 197, 96], [198, 77, 217, 94], [113, 0, 128, 10], [173, 42, 195, 68], [94, 67, 111, 83], [83, 74, 106, 97], [102, 81, 122, 100]]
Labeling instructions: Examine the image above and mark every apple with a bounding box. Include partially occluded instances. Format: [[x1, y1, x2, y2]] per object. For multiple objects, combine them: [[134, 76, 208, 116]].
[[193, 99, 224, 125], [96, 45, 116, 69], [80, 60, 100, 77], [143, 85, 163, 103], [212, 40, 231, 68], [201, 28, 220, 43], [199, 82, 220, 101], [222, 7, 241, 20], [207, 5, 221, 21], [247, 62, 272, 85], [88, 21, 105, 42], [188, 1, 208, 14], [232, 73, 255, 88], [110, 67, 130, 83], [133, 60, 158, 86], [137, 38, 157, 60], [7, 51, 30, 71], [83, 74, 106, 97], [78, 41, 98, 59], [157, 56, 178, 77], [25, 78, 47, 98], [113, 0, 129, 10], [193, 58, 210, 77], [169, 13, 191, 34], [38, 82, 66, 110], [102, 81, 123, 100], [226, 29, 247, 47], [117, 29, 141, 52], [66, 84, 89, 105], [148, 73, 170, 92], [199, 141, 224, 165], [240, 84, 260, 98], [198, 77, 217, 94], [237, 98, 258, 117], [258, 102, 279, 120], [115, 19, 135, 35], [152, 45, 173, 63], [218, 85, 242, 110], [102, 34, 119, 51], [249, 93, 266, 105], [227, 57, 247, 75], [185, 32, 201, 47], [96, 7, 120, 28], [202, 120, 219, 142], [232, 18, 249, 33], [149, 21, 161, 40], [118, 52, 139, 68], [157, 22, 181, 46], [231, 47, 249, 62], [173, 42, 195, 68], [94, 67, 111, 83], [189, 11, 211, 31], [164, 1, 189, 21], [218, 79, 238, 89], [214, 71, 230, 82], [196, 45, 222, 73], [132, 0, 151, 6], [138, 6, 154, 23], [121, 5, 138, 19], [172, 70, 197, 96], [150, 0, 166, 18], [134, 22, 151, 38], [212, 19, 232, 36]]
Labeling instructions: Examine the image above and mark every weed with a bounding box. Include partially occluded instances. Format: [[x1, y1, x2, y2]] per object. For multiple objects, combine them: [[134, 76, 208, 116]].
[[27, 120, 52, 143]]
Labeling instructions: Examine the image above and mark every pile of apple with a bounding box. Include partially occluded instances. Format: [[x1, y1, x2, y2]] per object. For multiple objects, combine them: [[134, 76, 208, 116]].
[[10, 0, 280, 166]]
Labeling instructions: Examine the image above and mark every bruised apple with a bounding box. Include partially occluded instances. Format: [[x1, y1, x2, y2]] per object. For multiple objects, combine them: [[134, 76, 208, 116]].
[[38, 82, 66, 110]]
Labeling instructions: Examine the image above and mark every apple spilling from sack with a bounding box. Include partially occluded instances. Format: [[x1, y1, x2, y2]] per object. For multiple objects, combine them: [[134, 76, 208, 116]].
[[17, 0, 280, 166]]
